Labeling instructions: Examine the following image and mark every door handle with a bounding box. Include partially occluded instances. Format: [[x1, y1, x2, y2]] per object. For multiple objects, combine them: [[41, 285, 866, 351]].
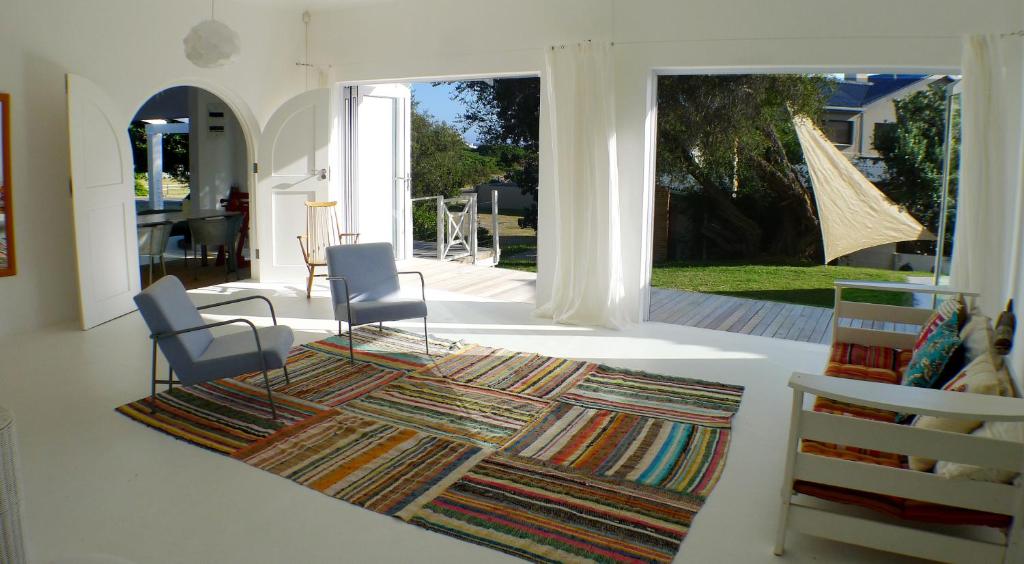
[[312, 168, 328, 180]]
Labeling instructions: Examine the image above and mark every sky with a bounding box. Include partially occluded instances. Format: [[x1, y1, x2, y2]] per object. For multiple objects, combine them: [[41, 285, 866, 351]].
[[411, 82, 481, 146]]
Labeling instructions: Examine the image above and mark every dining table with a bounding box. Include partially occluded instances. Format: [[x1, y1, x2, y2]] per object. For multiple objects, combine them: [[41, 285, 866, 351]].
[[137, 208, 243, 267]]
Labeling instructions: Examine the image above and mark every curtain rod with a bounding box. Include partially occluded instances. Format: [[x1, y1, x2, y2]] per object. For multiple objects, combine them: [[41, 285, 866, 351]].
[[610, 30, 1024, 47], [549, 30, 1022, 50]]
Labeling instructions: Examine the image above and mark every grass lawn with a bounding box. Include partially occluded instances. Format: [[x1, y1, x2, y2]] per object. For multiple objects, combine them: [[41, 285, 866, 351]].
[[651, 261, 931, 308], [497, 243, 537, 273]]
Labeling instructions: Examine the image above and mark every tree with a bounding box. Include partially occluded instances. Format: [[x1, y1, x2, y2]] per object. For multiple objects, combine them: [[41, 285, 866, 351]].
[[448, 78, 541, 229], [411, 102, 498, 199], [873, 83, 957, 252], [656, 74, 832, 260], [410, 102, 499, 239], [128, 122, 189, 181]]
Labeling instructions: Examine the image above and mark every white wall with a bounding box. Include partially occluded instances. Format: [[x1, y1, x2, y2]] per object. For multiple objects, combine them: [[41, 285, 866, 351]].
[[307, 0, 1023, 320], [189, 88, 249, 209], [0, 0, 306, 337]]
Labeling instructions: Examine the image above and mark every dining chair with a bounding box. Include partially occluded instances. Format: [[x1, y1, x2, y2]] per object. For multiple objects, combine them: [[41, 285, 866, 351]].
[[134, 276, 293, 419], [137, 220, 173, 286], [326, 242, 428, 361], [188, 214, 244, 281], [298, 201, 360, 299]]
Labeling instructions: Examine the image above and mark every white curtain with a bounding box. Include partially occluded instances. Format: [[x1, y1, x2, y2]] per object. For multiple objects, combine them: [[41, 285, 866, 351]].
[[951, 35, 1024, 316], [952, 34, 1024, 387], [535, 42, 630, 328]]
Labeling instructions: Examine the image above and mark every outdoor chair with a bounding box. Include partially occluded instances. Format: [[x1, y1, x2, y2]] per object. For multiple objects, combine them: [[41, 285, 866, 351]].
[[326, 242, 428, 361], [137, 220, 173, 286], [134, 275, 293, 419], [298, 201, 359, 299], [188, 214, 244, 281]]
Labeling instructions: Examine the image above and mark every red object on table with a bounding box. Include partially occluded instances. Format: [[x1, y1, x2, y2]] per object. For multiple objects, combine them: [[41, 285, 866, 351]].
[[221, 187, 251, 268]]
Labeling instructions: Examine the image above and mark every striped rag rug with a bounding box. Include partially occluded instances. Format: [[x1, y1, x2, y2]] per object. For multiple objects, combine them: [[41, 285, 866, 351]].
[[117, 326, 744, 563]]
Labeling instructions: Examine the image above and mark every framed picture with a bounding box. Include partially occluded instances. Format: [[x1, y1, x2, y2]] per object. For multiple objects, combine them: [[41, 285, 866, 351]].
[[0, 93, 13, 277]]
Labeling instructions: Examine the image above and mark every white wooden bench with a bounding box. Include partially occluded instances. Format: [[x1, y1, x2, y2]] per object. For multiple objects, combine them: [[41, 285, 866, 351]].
[[775, 281, 1024, 563]]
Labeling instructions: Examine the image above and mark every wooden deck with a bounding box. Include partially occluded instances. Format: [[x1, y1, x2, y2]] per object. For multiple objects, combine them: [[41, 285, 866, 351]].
[[649, 288, 835, 344], [402, 259, 918, 345], [401, 257, 536, 303]]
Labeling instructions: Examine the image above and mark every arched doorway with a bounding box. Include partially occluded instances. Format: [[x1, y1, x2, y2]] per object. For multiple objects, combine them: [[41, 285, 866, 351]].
[[130, 86, 252, 287]]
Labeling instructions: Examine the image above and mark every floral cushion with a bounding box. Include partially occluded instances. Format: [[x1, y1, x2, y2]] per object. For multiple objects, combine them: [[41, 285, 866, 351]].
[[902, 311, 962, 389], [914, 294, 966, 350]]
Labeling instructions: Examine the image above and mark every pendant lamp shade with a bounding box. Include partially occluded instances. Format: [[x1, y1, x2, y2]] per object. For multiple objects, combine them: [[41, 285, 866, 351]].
[[183, 18, 241, 68]]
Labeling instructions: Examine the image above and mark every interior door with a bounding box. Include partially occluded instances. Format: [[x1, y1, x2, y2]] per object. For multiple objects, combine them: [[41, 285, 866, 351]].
[[66, 74, 140, 329], [256, 88, 332, 282], [346, 84, 411, 259]]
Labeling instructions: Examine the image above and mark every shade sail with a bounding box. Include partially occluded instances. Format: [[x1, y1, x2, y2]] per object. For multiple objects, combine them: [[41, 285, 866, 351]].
[[793, 115, 935, 263]]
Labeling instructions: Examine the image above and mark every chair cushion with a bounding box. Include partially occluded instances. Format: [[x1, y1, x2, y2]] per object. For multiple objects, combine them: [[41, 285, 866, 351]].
[[908, 354, 1015, 471], [829, 343, 911, 372], [935, 421, 1024, 484], [326, 243, 401, 303], [792, 481, 1011, 528], [902, 314, 962, 389], [335, 295, 427, 326], [914, 294, 966, 350], [134, 276, 213, 370], [185, 325, 294, 385]]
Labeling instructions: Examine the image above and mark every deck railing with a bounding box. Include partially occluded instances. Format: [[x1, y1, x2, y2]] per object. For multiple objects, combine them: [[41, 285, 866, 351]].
[[411, 189, 499, 264]]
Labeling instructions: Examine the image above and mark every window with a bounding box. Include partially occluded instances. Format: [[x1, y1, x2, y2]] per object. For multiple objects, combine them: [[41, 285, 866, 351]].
[[822, 120, 854, 146]]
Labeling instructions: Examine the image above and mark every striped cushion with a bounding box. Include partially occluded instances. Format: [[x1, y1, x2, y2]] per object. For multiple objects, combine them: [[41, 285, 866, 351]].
[[829, 343, 913, 373], [793, 481, 1011, 528], [824, 362, 902, 385]]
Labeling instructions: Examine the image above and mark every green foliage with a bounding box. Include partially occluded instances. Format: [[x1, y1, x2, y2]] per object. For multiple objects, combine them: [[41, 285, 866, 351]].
[[412, 202, 438, 242], [657, 74, 829, 192], [128, 122, 190, 182], [411, 103, 499, 200], [656, 74, 833, 259], [134, 172, 148, 197], [448, 79, 541, 230], [651, 260, 927, 308], [873, 84, 958, 251]]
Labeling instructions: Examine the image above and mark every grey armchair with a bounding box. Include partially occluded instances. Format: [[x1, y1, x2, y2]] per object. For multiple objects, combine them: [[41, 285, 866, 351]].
[[134, 276, 293, 419], [326, 242, 428, 362]]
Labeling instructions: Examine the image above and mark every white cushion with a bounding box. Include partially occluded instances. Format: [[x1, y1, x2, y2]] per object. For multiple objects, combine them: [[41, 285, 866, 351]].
[[959, 313, 1001, 368], [935, 421, 1024, 483], [908, 354, 1013, 471]]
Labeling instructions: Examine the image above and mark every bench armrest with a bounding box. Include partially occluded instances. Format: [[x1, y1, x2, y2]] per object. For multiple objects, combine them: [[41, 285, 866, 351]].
[[834, 279, 978, 297], [790, 372, 1024, 422]]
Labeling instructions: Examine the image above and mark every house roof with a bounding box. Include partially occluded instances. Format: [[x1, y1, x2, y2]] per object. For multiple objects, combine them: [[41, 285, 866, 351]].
[[826, 74, 929, 109]]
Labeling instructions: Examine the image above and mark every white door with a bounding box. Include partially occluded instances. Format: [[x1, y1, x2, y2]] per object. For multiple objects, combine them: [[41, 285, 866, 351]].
[[255, 88, 332, 282], [66, 74, 140, 329], [346, 84, 411, 259]]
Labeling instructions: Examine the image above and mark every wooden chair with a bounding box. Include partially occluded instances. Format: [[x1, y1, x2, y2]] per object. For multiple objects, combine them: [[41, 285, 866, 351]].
[[297, 201, 359, 299]]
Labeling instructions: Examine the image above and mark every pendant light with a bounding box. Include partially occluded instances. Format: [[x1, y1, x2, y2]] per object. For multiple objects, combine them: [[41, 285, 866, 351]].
[[183, 0, 241, 68]]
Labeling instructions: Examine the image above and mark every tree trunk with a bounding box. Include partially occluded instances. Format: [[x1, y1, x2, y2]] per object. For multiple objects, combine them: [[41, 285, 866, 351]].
[[751, 124, 823, 260], [680, 154, 763, 257]]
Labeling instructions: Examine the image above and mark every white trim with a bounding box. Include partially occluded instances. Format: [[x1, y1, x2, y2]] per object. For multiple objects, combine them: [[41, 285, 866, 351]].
[[791, 372, 1024, 421], [801, 410, 1024, 471]]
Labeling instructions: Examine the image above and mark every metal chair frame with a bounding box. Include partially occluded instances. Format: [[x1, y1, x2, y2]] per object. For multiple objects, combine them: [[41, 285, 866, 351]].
[[146, 295, 290, 419], [138, 220, 173, 286], [326, 271, 429, 362]]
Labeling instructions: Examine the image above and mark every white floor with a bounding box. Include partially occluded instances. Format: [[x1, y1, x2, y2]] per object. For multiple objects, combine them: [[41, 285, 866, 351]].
[[0, 277, 928, 564]]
